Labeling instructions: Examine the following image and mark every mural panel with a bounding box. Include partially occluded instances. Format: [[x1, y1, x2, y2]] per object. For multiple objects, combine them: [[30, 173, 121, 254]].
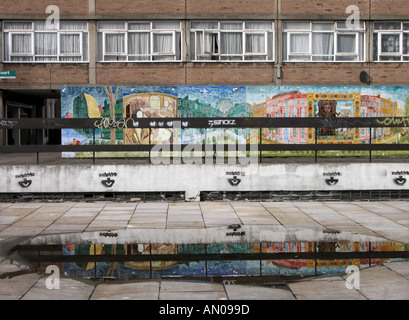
[[61, 86, 408, 158]]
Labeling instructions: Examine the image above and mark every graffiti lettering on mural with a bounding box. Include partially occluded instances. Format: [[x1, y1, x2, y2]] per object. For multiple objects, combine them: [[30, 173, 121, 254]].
[[101, 177, 115, 188], [376, 117, 409, 127], [0, 120, 18, 129], [209, 119, 237, 128], [94, 118, 128, 129], [61, 86, 408, 159]]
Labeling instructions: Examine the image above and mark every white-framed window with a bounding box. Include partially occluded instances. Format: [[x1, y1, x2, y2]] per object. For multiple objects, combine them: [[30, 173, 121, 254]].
[[189, 21, 274, 61], [282, 21, 365, 62], [3, 21, 88, 62], [97, 21, 181, 62], [373, 22, 409, 61]]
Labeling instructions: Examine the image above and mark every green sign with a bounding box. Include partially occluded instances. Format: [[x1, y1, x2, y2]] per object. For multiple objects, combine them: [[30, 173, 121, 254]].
[[0, 71, 16, 79]]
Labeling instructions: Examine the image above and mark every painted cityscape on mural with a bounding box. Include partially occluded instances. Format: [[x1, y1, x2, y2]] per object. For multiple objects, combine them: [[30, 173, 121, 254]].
[[61, 86, 409, 157]]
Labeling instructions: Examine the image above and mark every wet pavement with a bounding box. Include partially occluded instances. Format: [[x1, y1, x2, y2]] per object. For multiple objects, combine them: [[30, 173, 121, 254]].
[[0, 260, 408, 300], [0, 199, 408, 300]]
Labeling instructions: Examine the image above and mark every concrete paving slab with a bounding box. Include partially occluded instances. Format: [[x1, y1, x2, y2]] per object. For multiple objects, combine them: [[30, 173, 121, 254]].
[[384, 261, 409, 280], [0, 273, 42, 299], [288, 277, 366, 300], [224, 284, 296, 300], [342, 265, 409, 300], [91, 281, 160, 300], [21, 277, 94, 300]]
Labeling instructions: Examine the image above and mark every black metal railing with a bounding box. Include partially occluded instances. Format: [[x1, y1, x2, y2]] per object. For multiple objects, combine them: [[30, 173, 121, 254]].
[[1, 116, 408, 164]]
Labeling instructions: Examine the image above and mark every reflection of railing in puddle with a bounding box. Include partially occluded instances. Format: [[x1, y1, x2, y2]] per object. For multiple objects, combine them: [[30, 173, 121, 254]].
[[15, 241, 409, 281]]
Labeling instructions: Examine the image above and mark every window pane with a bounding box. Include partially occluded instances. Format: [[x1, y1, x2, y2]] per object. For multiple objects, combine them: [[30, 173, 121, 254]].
[[128, 23, 150, 30], [221, 32, 242, 54], [60, 21, 88, 30], [374, 22, 401, 30], [290, 34, 309, 53], [337, 21, 364, 30], [246, 34, 265, 53], [404, 33, 409, 54], [312, 33, 334, 54], [4, 22, 32, 30], [35, 33, 57, 55], [152, 21, 180, 30], [283, 22, 310, 30], [221, 22, 242, 30], [153, 33, 173, 54], [105, 33, 125, 53], [312, 23, 333, 31], [128, 32, 150, 54], [245, 22, 272, 30], [191, 22, 218, 29], [11, 34, 32, 53], [60, 34, 81, 54], [381, 34, 400, 53], [98, 21, 126, 30], [337, 34, 356, 53]]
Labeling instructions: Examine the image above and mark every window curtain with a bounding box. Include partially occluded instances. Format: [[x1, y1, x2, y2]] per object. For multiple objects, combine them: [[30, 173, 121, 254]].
[[312, 24, 334, 60], [290, 34, 309, 53], [128, 33, 150, 58], [35, 33, 57, 61], [10, 34, 33, 61], [153, 33, 173, 60], [246, 34, 265, 54], [105, 33, 125, 53], [220, 23, 242, 57]]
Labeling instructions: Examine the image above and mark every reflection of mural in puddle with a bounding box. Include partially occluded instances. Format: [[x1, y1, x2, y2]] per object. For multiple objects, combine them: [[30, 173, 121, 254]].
[[59, 241, 408, 280]]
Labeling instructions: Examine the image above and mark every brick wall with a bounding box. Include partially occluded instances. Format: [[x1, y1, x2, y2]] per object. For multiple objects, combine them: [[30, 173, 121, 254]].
[[186, 63, 275, 85], [281, 0, 369, 18], [0, 0, 89, 16], [281, 63, 369, 86], [96, 0, 185, 17], [371, 0, 409, 17], [0, 64, 89, 87], [95, 63, 186, 86], [186, 0, 275, 18]]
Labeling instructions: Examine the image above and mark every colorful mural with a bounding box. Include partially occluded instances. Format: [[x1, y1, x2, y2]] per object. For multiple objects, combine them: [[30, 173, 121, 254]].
[[62, 241, 407, 280], [61, 86, 408, 157]]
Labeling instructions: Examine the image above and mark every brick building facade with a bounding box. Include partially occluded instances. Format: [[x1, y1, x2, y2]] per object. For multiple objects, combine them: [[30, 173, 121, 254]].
[[0, 0, 408, 145]]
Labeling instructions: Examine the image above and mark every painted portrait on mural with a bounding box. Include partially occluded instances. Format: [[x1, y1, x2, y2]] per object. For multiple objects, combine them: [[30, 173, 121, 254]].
[[61, 85, 408, 158]]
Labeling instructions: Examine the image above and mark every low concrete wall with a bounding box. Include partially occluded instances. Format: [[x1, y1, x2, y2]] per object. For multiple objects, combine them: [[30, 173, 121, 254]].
[[3, 163, 408, 200]]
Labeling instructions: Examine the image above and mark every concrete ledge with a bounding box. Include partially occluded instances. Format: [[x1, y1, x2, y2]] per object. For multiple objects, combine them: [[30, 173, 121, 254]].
[[3, 163, 408, 201]]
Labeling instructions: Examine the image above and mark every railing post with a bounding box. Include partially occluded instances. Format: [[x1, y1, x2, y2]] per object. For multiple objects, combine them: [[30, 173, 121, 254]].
[[314, 128, 318, 163], [369, 126, 372, 163], [93, 129, 96, 165], [259, 128, 262, 164]]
